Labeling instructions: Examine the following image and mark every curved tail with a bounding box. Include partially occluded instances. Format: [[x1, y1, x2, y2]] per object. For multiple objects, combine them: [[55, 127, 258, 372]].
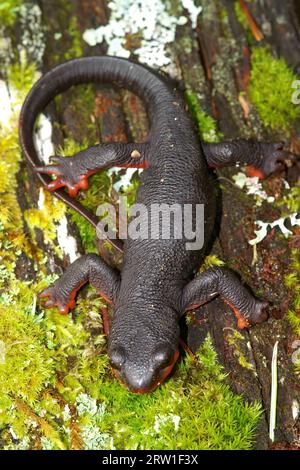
[[19, 56, 171, 253]]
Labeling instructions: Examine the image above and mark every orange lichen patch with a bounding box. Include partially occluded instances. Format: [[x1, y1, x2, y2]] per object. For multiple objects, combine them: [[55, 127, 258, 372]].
[[246, 165, 265, 179], [124, 31, 143, 51], [103, 126, 128, 143], [94, 93, 115, 116], [239, 0, 264, 41]]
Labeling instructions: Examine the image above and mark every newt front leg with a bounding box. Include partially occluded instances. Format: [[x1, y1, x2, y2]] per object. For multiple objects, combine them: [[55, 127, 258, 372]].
[[40, 254, 120, 314], [35, 142, 149, 197]]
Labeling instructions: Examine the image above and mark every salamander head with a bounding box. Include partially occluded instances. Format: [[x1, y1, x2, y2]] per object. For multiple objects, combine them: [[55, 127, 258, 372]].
[[108, 313, 180, 393]]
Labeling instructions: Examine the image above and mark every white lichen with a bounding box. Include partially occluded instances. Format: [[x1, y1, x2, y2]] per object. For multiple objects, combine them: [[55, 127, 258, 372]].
[[18, 3, 45, 65], [108, 167, 140, 191], [35, 114, 55, 165], [0, 79, 20, 128], [249, 214, 300, 246], [80, 425, 110, 450], [62, 404, 71, 422], [182, 0, 202, 28], [83, 0, 190, 69], [292, 400, 299, 421], [56, 216, 79, 263], [233, 172, 275, 206], [76, 393, 98, 416]]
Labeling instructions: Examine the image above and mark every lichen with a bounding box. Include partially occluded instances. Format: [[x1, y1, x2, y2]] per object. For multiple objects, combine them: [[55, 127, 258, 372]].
[[249, 47, 300, 135], [82, 0, 188, 69]]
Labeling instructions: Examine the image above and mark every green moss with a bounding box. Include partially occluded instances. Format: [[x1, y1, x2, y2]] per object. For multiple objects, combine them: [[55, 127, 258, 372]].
[[285, 248, 300, 339], [63, 15, 83, 60], [24, 190, 66, 253], [249, 47, 300, 134], [0, 0, 22, 27], [185, 90, 221, 143], [279, 184, 300, 214], [67, 336, 262, 450], [234, 0, 253, 41], [227, 330, 256, 372], [0, 299, 53, 404], [7, 60, 37, 97], [199, 254, 225, 273]]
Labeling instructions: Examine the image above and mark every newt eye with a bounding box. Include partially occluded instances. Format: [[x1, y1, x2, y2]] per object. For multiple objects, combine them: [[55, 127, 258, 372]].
[[109, 346, 126, 370], [152, 345, 173, 369]]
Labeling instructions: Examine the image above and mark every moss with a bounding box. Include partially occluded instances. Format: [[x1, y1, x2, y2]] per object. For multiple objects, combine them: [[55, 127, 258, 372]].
[[249, 47, 300, 134], [285, 249, 300, 349], [7, 60, 37, 97], [185, 90, 221, 143], [279, 184, 300, 215], [199, 254, 225, 272], [227, 330, 256, 372], [234, 0, 254, 44], [24, 190, 66, 253], [234, 1, 248, 31], [45, 1, 83, 66], [0, 299, 53, 404], [61, 335, 262, 450], [63, 15, 83, 60], [0, 61, 38, 261], [0, 0, 22, 27]]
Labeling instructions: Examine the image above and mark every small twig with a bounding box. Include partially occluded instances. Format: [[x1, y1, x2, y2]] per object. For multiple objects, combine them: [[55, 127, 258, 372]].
[[269, 341, 279, 442], [239, 0, 264, 41]]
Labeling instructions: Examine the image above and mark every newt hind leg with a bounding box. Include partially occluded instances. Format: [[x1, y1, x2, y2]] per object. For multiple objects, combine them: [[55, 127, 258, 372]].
[[35, 142, 149, 197], [202, 139, 296, 178]]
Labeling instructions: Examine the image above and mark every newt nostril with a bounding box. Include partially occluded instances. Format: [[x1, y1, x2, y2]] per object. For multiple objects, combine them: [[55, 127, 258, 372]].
[[109, 346, 126, 370]]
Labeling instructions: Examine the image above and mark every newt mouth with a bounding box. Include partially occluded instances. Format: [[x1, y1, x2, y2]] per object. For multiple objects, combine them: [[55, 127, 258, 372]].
[[111, 350, 180, 394]]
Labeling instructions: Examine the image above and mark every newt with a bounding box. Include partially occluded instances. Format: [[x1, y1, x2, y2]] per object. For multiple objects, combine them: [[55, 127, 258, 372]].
[[19, 56, 295, 393]]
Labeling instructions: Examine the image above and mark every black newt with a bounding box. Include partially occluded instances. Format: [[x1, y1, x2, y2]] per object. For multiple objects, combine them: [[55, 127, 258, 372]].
[[19, 56, 295, 393]]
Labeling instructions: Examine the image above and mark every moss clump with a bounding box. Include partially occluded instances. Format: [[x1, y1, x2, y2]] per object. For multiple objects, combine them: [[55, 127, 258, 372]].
[[285, 249, 300, 375], [249, 47, 300, 134], [24, 190, 66, 251], [0, 300, 53, 404], [83, 336, 262, 450], [185, 90, 221, 143], [0, 0, 22, 27], [227, 330, 256, 372], [234, 1, 249, 32], [7, 60, 37, 97]]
